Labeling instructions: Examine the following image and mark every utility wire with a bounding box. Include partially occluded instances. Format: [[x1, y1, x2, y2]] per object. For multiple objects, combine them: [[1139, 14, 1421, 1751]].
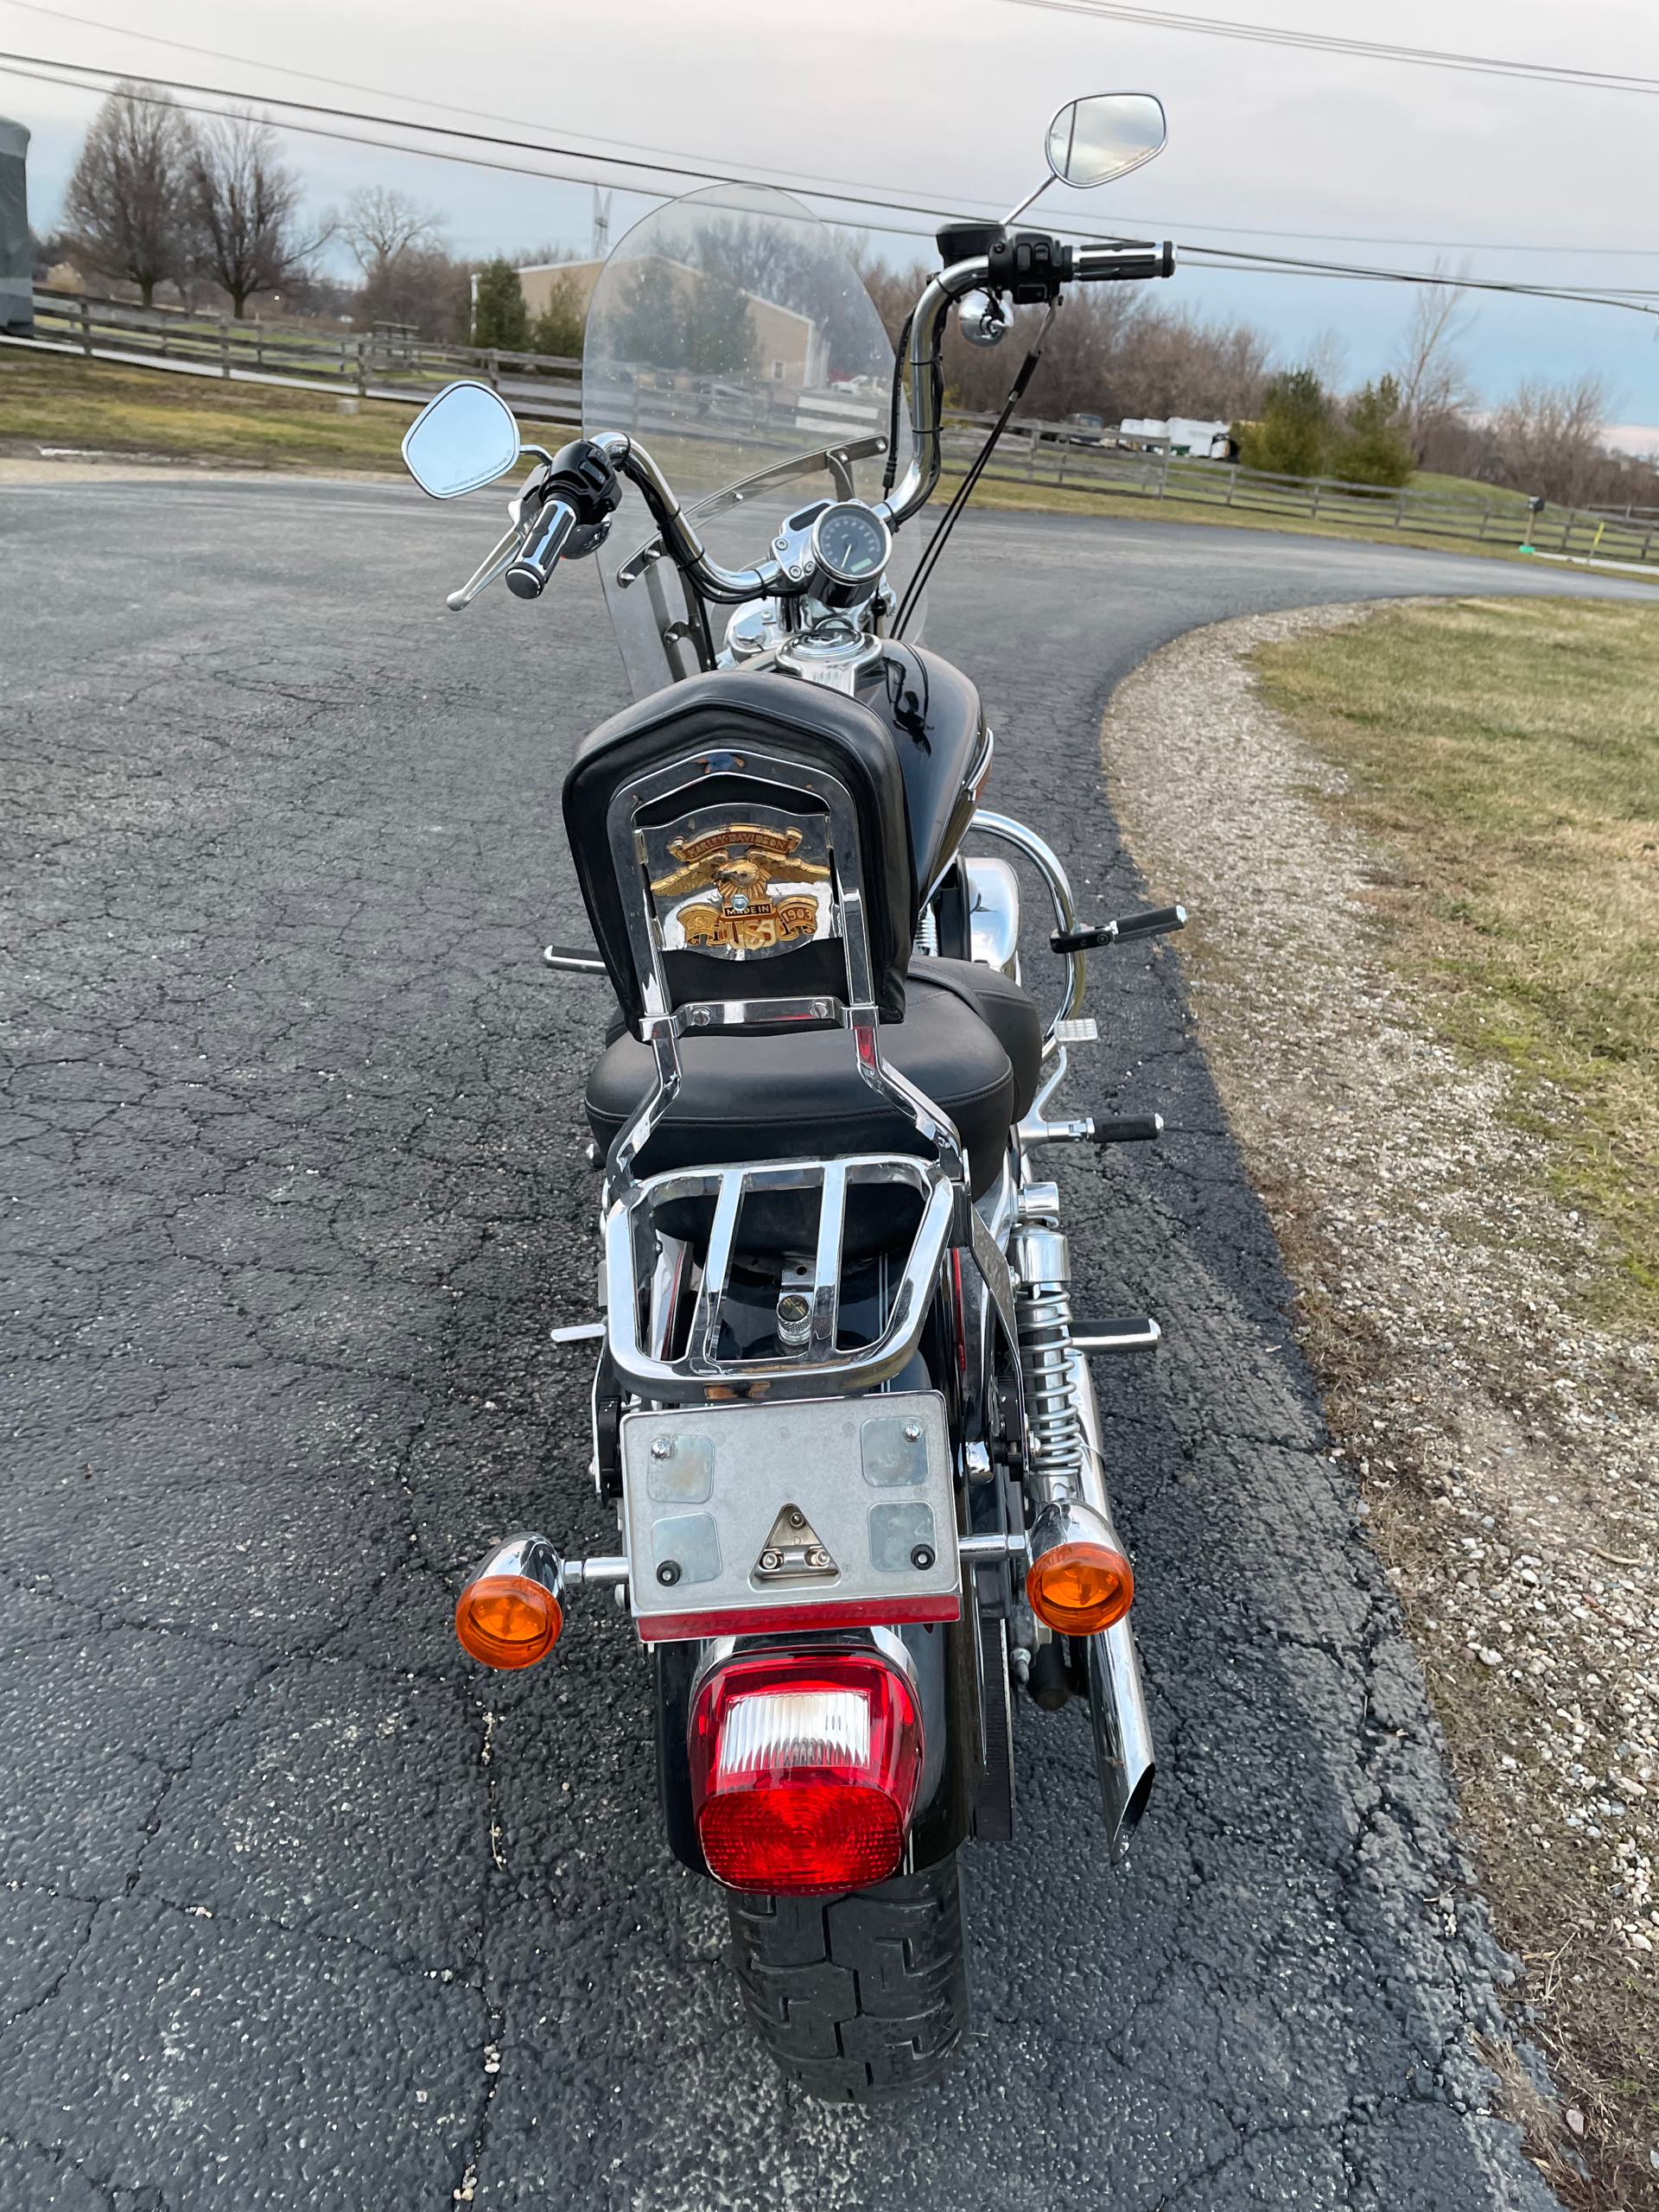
[[6, 13, 1656, 272], [4, 48, 1655, 323], [0, 0, 950, 213], [1001, 0, 1659, 97]]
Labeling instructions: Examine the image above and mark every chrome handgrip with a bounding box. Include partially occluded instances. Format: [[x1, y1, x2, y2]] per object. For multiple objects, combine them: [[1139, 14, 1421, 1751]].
[[505, 497, 578, 601]]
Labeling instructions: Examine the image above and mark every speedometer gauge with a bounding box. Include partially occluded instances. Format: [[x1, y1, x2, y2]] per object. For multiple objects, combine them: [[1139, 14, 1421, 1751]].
[[810, 501, 893, 584]]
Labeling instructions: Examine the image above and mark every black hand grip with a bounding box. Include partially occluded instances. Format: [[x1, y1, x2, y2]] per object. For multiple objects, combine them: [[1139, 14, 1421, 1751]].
[[1050, 921, 1119, 955], [506, 498, 577, 601], [1113, 903, 1187, 941], [1074, 242, 1176, 283], [1092, 1114, 1163, 1146]]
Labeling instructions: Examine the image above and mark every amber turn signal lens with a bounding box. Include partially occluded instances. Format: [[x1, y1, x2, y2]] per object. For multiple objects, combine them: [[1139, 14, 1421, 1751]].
[[454, 1573, 562, 1669], [1026, 1541, 1134, 1637]]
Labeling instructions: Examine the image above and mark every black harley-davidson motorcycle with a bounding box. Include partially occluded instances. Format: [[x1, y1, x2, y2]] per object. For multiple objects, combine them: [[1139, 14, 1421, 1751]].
[[402, 92, 1184, 2100]]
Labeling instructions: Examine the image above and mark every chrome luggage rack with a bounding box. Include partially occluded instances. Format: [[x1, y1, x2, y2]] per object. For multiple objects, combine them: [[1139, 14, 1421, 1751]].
[[605, 1150, 954, 1399]]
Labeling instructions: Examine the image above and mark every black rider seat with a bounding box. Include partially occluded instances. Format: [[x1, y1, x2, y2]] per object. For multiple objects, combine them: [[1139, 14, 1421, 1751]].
[[585, 958, 1044, 1202]]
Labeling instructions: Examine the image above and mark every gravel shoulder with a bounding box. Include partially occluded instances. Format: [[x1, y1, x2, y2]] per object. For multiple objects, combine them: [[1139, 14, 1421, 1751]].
[[1103, 605, 1659, 2209]]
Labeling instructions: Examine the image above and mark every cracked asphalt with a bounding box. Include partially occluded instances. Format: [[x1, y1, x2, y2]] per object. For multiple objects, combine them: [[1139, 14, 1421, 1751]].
[[4, 479, 1650, 2212]]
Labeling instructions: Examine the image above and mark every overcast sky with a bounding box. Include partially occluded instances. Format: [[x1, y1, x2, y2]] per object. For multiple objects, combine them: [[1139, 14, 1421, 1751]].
[[3, 0, 1656, 448]]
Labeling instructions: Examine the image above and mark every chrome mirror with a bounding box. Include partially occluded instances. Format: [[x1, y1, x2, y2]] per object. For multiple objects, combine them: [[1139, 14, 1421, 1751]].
[[402, 379, 522, 499], [1045, 93, 1166, 189]]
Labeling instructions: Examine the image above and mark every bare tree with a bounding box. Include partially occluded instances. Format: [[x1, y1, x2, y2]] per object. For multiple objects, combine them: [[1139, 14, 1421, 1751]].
[[63, 79, 196, 308], [340, 188, 436, 280], [338, 187, 454, 330], [186, 110, 324, 318], [1394, 264, 1476, 465], [1486, 372, 1616, 509]]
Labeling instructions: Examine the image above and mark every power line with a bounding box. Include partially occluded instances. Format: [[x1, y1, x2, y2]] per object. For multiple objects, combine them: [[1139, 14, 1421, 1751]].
[[1001, 0, 1659, 97], [5, 48, 1655, 324], [0, 0, 936, 212], [9, 0, 1657, 268]]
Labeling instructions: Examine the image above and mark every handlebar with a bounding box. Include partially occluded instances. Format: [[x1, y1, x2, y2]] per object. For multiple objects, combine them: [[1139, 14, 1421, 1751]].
[[442, 230, 1174, 614], [879, 238, 1175, 528]]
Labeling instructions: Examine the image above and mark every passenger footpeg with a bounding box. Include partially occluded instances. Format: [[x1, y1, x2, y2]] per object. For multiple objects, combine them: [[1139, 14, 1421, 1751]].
[[1018, 1109, 1162, 1150], [1051, 904, 1185, 956], [1091, 1114, 1163, 1146]]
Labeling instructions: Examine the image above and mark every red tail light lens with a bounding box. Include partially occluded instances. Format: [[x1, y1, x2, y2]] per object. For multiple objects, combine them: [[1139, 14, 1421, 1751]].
[[689, 1651, 923, 1895]]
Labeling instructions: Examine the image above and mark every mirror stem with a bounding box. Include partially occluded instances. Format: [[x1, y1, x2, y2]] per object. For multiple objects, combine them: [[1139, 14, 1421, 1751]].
[[1001, 176, 1052, 228]]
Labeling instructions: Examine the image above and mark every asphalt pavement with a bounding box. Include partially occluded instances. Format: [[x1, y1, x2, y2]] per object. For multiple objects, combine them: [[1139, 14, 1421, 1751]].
[[3, 480, 1648, 2212]]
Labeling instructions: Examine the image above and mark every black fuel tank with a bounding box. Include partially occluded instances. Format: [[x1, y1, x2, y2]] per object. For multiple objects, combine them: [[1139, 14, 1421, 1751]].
[[850, 645, 988, 898]]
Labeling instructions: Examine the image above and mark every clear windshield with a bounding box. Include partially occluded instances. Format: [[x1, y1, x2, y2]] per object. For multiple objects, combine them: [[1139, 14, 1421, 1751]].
[[582, 182, 913, 699]]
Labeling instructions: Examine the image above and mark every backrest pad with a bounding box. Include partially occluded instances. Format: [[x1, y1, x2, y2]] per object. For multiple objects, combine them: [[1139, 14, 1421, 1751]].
[[563, 671, 917, 1029]]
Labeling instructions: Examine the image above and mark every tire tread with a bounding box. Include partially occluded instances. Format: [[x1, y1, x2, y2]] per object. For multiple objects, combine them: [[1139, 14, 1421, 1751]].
[[727, 1859, 968, 2101]]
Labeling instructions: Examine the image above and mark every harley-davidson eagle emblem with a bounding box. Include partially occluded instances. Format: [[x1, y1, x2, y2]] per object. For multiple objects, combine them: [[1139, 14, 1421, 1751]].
[[646, 810, 833, 958]]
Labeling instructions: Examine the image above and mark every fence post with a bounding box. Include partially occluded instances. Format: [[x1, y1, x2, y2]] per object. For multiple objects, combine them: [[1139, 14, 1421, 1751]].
[[356, 337, 367, 398], [1642, 525, 1656, 565], [1309, 480, 1323, 519], [219, 318, 231, 380], [1224, 464, 1237, 506], [79, 296, 93, 357], [255, 325, 264, 373], [1394, 488, 1407, 530], [486, 347, 500, 392]]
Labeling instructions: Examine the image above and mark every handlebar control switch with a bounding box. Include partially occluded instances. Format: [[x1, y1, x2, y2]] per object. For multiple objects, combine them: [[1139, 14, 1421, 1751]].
[[504, 438, 624, 601], [935, 223, 1073, 304]]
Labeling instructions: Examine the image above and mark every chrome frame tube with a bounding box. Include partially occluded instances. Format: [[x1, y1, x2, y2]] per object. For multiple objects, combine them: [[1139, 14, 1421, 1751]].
[[970, 809, 1086, 1044]]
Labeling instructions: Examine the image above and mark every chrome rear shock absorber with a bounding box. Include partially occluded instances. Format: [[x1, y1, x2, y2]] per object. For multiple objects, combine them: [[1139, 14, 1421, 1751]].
[[1011, 1196, 1084, 1506]]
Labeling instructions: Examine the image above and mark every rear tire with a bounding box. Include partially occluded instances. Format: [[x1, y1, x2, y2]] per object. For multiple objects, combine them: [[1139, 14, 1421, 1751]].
[[726, 1856, 969, 2101]]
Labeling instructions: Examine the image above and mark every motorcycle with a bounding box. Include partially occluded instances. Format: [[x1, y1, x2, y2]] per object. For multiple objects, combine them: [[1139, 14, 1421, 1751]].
[[400, 92, 1183, 2100]]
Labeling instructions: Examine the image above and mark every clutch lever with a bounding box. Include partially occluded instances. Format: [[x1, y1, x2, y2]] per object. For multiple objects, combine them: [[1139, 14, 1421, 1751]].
[[446, 515, 530, 613]]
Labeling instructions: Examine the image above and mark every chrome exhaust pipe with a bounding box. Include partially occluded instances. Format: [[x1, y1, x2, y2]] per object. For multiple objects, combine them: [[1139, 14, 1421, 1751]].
[[1071, 1356, 1157, 1862]]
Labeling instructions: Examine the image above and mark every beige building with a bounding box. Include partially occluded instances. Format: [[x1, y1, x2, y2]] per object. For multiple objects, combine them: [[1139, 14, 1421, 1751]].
[[517, 255, 825, 385]]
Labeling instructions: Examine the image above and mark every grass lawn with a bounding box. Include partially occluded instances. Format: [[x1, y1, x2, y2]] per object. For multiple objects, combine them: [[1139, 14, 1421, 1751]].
[[0, 353, 580, 474], [1253, 596, 1659, 1332], [8, 350, 1655, 581]]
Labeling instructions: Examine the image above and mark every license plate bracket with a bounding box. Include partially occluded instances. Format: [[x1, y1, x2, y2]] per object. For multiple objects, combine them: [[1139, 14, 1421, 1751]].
[[620, 1391, 960, 1642]]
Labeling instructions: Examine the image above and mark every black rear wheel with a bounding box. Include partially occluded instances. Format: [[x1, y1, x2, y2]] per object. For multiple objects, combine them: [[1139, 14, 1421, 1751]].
[[726, 1856, 969, 2101]]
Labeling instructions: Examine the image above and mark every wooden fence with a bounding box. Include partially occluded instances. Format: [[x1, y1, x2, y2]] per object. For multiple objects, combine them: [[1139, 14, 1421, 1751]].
[[18, 288, 1659, 567]]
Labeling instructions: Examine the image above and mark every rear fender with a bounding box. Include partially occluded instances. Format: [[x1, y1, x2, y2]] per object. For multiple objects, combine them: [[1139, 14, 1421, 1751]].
[[655, 1312, 983, 1878]]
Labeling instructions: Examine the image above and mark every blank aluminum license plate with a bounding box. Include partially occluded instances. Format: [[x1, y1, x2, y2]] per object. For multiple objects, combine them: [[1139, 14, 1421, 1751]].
[[620, 1390, 961, 1643]]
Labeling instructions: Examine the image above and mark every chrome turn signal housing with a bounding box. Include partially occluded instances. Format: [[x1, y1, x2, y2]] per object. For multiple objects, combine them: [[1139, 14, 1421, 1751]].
[[454, 1535, 565, 1670], [1025, 1498, 1134, 1637]]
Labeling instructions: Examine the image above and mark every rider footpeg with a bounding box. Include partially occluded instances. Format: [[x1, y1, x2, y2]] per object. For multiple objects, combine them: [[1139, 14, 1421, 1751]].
[[1052, 1017, 1098, 1045], [1091, 1114, 1163, 1146], [1051, 904, 1185, 956], [1049, 920, 1117, 955]]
